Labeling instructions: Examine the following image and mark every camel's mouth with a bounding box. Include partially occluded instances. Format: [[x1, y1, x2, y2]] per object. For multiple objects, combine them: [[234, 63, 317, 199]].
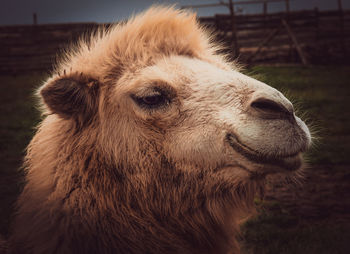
[[226, 133, 303, 171]]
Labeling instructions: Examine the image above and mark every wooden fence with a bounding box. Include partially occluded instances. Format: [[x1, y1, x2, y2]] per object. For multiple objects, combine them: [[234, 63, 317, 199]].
[[0, 9, 349, 74], [0, 23, 99, 74], [201, 9, 350, 64]]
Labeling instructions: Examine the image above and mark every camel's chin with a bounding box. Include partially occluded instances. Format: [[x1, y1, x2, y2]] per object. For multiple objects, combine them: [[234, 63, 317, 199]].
[[226, 133, 305, 173]]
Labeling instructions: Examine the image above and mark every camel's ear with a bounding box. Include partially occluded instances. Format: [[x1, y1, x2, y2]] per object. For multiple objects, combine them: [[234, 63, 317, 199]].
[[40, 73, 100, 124]]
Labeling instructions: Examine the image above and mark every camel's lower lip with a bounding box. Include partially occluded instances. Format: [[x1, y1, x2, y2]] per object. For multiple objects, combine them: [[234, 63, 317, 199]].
[[226, 133, 303, 171]]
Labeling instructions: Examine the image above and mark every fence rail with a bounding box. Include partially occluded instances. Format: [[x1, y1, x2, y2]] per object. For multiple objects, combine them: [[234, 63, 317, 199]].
[[0, 9, 349, 74], [201, 9, 350, 63]]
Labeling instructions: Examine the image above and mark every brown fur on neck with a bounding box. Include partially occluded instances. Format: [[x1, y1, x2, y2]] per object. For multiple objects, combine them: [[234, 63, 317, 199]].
[[9, 114, 262, 254]]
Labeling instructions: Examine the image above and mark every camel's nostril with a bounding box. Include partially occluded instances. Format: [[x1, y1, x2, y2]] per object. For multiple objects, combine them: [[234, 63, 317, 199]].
[[250, 98, 293, 119]]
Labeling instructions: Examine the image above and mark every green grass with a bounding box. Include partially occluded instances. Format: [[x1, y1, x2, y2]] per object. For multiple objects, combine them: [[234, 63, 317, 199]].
[[241, 201, 350, 254], [0, 73, 44, 236], [0, 66, 349, 253], [241, 65, 350, 254]]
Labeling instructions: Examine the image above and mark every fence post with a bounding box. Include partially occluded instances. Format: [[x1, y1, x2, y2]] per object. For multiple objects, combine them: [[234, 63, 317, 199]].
[[338, 0, 346, 57], [33, 13, 37, 25], [285, 0, 290, 23], [285, 0, 290, 13], [282, 19, 308, 65], [314, 7, 319, 42], [228, 0, 239, 58], [263, 0, 268, 31]]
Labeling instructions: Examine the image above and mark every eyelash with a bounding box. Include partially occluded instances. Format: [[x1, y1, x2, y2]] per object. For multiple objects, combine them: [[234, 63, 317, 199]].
[[132, 89, 171, 109]]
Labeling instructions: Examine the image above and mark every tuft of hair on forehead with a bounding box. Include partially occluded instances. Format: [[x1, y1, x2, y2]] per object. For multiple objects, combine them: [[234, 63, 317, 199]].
[[55, 6, 223, 81]]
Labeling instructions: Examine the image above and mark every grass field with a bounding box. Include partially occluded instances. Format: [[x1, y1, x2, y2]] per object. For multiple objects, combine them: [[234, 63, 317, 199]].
[[0, 66, 349, 253], [242, 66, 350, 254], [0, 73, 44, 237]]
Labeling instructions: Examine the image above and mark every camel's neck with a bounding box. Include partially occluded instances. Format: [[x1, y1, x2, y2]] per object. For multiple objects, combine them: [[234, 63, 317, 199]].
[[79, 162, 245, 254], [17, 117, 256, 254]]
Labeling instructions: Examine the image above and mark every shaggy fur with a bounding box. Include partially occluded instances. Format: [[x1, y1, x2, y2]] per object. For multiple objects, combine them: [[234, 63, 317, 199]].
[[5, 6, 310, 254]]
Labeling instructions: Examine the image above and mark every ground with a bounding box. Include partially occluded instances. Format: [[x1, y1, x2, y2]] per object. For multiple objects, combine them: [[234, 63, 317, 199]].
[[0, 66, 349, 253]]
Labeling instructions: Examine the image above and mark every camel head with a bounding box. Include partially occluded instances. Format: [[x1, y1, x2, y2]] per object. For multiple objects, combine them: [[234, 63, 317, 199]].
[[40, 7, 311, 180]]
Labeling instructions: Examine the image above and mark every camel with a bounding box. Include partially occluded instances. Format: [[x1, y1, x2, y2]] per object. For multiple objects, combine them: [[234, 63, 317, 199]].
[[6, 6, 311, 254]]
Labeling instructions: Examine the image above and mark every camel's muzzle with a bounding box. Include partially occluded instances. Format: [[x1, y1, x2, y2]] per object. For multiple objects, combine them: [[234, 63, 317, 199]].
[[226, 133, 304, 171]]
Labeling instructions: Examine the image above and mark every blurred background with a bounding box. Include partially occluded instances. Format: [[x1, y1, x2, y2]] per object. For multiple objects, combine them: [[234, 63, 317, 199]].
[[0, 1, 349, 253]]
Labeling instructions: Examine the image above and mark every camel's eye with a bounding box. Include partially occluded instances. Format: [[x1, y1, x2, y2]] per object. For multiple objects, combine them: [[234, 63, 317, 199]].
[[142, 94, 165, 106], [132, 90, 169, 109]]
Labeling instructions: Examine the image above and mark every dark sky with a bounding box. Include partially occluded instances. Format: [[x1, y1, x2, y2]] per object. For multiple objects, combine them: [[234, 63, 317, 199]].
[[1, 0, 348, 25]]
